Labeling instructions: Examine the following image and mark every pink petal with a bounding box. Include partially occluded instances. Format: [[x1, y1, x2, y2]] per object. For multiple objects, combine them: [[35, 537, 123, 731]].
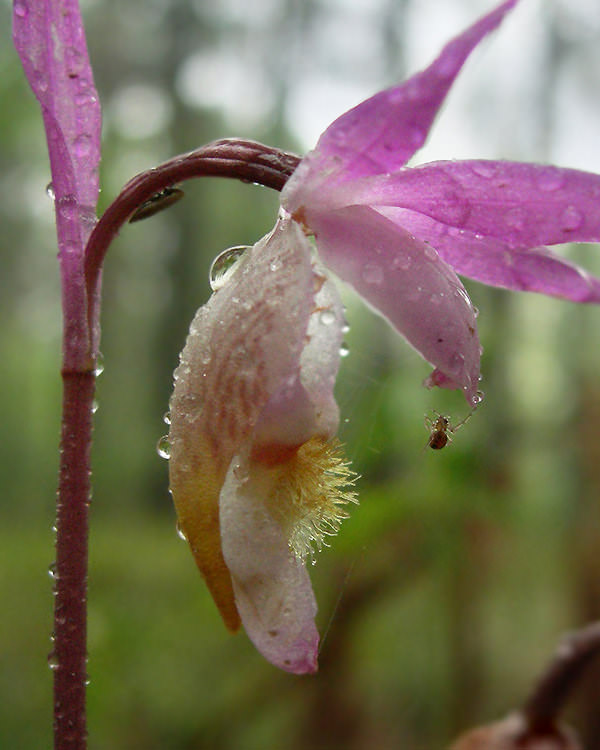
[[13, 0, 101, 207], [220, 454, 319, 675], [335, 161, 600, 250], [299, 266, 345, 436], [306, 205, 481, 405], [13, 0, 102, 367], [380, 208, 600, 303], [252, 260, 344, 450], [168, 219, 316, 627], [283, 0, 517, 201], [171, 218, 315, 467]]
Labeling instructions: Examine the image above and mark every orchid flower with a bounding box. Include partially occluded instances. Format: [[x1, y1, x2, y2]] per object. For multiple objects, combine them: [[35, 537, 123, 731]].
[[169, 0, 600, 674]]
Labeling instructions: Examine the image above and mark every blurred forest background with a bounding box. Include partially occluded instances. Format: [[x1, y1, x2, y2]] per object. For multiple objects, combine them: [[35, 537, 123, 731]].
[[2, 0, 600, 747]]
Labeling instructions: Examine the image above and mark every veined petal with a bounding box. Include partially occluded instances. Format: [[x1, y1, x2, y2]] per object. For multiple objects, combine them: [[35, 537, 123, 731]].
[[380, 208, 600, 303], [220, 453, 319, 675], [168, 218, 315, 630], [306, 205, 481, 405], [282, 0, 517, 206], [334, 161, 600, 250], [252, 259, 344, 455]]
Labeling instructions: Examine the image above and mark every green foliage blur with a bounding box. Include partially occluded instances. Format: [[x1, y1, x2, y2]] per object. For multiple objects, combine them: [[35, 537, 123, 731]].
[[2, 0, 600, 748]]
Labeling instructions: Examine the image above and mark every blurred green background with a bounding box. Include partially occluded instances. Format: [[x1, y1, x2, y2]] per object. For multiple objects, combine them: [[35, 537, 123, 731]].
[[2, 0, 600, 747]]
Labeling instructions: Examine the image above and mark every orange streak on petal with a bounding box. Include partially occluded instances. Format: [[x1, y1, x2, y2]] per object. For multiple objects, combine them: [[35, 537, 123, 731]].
[[169, 437, 241, 632]]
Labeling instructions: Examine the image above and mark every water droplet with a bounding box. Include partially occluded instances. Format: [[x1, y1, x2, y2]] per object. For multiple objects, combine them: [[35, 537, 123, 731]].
[[129, 187, 184, 223], [157, 435, 171, 460], [58, 195, 78, 221], [339, 343, 350, 357], [362, 264, 384, 285], [46, 182, 55, 200], [269, 259, 282, 272], [75, 88, 97, 107], [65, 46, 84, 77], [537, 169, 564, 192], [72, 134, 92, 158], [93, 353, 104, 377], [423, 245, 437, 261], [33, 70, 48, 92], [91, 400, 99, 414], [392, 253, 411, 270], [47, 652, 59, 671], [48, 562, 57, 579], [471, 162, 497, 179], [162, 411, 171, 425], [504, 207, 526, 230], [209, 246, 249, 291], [175, 522, 187, 541], [561, 205, 583, 231], [61, 241, 79, 257], [319, 309, 336, 326], [14, 2, 28, 18]]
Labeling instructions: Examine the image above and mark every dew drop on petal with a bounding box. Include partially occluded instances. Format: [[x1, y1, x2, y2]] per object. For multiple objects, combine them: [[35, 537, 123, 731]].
[[319, 309, 336, 326], [561, 205, 583, 231], [175, 522, 187, 541], [33, 70, 48, 92], [504, 207, 526, 230], [48, 562, 57, 579], [91, 399, 99, 414], [423, 245, 437, 261], [471, 162, 497, 179], [72, 134, 92, 158], [339, 343, 350, 357], [209, 246, 249, 291], [362, 264, 384, 285], [156, 435, 171, 459], [162, 411, 171, 425], [537, 169, 564, 192], [46, 182, 55, 201], [392, 253, 411, 271], [65, 46, 85, 77], [47, 652, 59, 671], [14, 1, 28, 17]]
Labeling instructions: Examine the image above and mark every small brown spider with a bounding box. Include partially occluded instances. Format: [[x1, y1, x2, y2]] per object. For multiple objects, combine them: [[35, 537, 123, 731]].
[[424, 410, 473, 450]]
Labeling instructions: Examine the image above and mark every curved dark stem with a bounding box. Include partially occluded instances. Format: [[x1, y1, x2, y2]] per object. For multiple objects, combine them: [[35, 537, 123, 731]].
[[84, 138, 300, 352], [522, 621, 600, 733]]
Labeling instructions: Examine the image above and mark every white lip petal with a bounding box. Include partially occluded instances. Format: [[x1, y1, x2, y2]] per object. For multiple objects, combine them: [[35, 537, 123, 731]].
[[220, 455, 319, 674]]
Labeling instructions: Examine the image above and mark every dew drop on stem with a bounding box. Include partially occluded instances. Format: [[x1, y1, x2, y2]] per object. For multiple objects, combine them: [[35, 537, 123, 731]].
[[156, 435, 171, 460]]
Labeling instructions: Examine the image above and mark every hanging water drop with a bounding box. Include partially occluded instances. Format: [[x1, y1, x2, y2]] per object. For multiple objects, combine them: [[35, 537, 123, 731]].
[[91, 399, 99, 414], [209, 246, 249, 291], [46, 182, 55, 201], [162, 411, 171, 426], [48, 562, 57, 579], [339, 343, 350, 357], [47, 651, 59, 671], [175, 522, 187, 541], [319, 309, 336, 326], [93, 352, 104, 377], [157, 435, 171, 460], [129, 187, 184, 223]]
